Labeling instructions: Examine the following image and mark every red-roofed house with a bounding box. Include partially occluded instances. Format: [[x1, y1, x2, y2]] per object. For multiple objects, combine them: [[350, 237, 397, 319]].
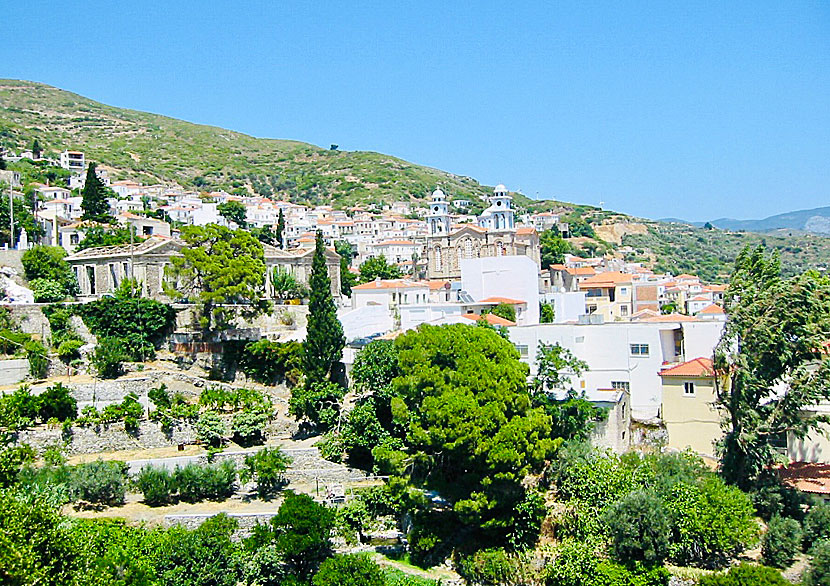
[[659, 357, 721, 456], [578, 272, 635, 321]]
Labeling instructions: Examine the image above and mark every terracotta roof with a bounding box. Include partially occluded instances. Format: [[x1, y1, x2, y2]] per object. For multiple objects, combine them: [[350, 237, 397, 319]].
[[779, 463, 830, 495], [676, 274, 699, 280], [426, 280, 450, 290], [698, 304, 725, 315], [477, 296, 525, 305], [516, 227, 536, 235], [461, 313, 516, 327], [705, 284, 728, 292], [567, 267, 596, 276], [641, 313, 697, 323], [659, 357, 714, 378], [578, 271, 632, 288]]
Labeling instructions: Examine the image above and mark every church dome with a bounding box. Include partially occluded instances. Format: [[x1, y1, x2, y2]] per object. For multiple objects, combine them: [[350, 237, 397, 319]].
[[432, 188, 446, 200], [494, 184, 508, 194]]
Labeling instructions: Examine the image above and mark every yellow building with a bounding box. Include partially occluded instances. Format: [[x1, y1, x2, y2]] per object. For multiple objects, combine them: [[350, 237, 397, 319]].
[[659, 357, 721, 457]]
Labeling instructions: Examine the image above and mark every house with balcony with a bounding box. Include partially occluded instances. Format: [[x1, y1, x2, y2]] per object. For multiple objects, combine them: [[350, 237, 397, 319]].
[[578, 271, 634, 321]]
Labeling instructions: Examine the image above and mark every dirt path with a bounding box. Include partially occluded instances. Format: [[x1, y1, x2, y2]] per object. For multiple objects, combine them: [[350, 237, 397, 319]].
[[370, 552, 458, 583]]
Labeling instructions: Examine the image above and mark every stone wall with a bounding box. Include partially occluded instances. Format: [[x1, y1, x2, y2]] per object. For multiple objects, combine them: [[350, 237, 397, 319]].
[[0, 249, 24, 274], [164, 512, 280, 539], [5, 303, 53, 338], [173, 304, 309, 339], [14, 420, 197, 455]]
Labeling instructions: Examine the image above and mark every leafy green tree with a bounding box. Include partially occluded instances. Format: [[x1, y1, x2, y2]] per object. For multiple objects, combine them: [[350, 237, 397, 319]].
[[135, 465, 176, 506], [393, 324, 557, 541], [359, 254, 402, 283], [715, 245, 830, 490], [253, 491, 334, 581], [31, 139, 42, 159], [532, 342, 588, 395], [164, 224, 269, 331], [540, 302, 555, 323], [29, 278, 66, 302], [540, 229, 573, 268], [485, 302, 516, 322], [38, 382, 77, 422], [217, 200, 248, 228], [21, 245, 79, 296], [604, 490, 671, 566], [313, 554, 385, 586], [302, 230, 344, 386], [80, 163, 113, 222], [290, 381, 346, 430], [91, 337, 126, 379], [0, 491, 81, 585], [0, 443, 36, 488], [76, 225, 143, 251], [762, 516, 802, 568], [195, 411, 226, 447], [241, 447, 291, 499], [276, 208, 285, 248]]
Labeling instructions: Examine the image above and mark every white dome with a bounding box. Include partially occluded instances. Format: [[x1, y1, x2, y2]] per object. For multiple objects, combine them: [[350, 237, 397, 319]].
[[432, 188, 445, 200], [494, 184, 508, 193]]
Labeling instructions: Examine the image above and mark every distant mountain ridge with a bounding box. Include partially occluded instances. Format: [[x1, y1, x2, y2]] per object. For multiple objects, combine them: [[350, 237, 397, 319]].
[[660, 206, 830, 235]]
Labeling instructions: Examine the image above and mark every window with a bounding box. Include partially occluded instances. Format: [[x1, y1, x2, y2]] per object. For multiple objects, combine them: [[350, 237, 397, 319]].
[[612, 381, 630, 392], [620, 305, 628, 316], [514, 344, 529, 358], [630, 343, 649, 356], [142, 225, 153, 236], [684, 382, 695, 396], [86, 266, 96, 295], [70, 233, 79, 245], [575, 336, 585, 343]]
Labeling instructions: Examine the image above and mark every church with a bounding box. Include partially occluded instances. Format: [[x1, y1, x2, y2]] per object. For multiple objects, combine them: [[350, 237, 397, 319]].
[[426, 185, 540, 280]]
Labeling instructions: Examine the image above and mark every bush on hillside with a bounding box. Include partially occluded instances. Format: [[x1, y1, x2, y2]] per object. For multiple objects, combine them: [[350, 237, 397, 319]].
[[29, 278, 66, 303], [196, 411, 226, 447], [238, 339, 303, 385], [134, 465, 176, 506], [91, 337, 126, 379], [240, 447, 292, 499], [604, 490, 671, 566], [174, 460, 236, 502], [762, 516, 802, 568], [697, 562, 788, 586], [805, 504, 830, 549], [71, 460, 127, 506], [805, 540, 830, 586], [25, 339, 48, 378], [57, 339, 83, 362], [313, 554, 385, 586], [37, 382, 77, 422]]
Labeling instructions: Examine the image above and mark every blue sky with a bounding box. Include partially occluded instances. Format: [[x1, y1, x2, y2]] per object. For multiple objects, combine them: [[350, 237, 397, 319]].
[[4, 1, 828, 221]]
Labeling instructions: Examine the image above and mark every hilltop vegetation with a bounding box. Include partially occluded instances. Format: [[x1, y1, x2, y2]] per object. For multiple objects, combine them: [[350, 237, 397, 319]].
[[623, 222, 830, 282], [0, 79, 529, 207]]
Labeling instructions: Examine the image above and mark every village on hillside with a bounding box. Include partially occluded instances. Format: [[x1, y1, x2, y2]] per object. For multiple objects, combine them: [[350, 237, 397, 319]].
[[2, 145, 830, 585]]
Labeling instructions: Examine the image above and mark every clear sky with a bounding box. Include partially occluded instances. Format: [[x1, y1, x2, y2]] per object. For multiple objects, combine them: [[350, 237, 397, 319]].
[[4, 1, 828, 221]]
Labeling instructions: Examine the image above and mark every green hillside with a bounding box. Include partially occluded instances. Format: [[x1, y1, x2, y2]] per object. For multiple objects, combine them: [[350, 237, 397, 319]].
[[0, 79, 530, 207]]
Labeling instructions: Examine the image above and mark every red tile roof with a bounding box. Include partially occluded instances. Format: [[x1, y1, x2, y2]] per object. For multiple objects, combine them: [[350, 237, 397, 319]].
[[578, 271, 633, 288], [779, 463, 830, 495], [477, 296, 525, 305], [698, 304, 725, 315], [659, 357, 714, 378], [461, 313, 516, 326]]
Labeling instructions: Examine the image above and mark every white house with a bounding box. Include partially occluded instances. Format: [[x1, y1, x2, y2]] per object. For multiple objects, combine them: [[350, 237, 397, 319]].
[[507, 319, 725, 420], [59, 150, 85, 171], [460, 255, 541, 325]]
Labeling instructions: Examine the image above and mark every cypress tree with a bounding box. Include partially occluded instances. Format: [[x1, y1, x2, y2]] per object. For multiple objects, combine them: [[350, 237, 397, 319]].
[[0, 153, 6, 170], [303, 231, 344, 386], [276, 208, 285, 249], [81, 163, 112, 222]]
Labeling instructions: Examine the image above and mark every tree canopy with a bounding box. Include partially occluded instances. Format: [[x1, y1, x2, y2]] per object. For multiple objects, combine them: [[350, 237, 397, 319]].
[[21, 245, 79, 297], [715, 245, 830, 490], [302, 231, 344, 386], [359, 255, 402, 283], [80, 163, 113, 223], [164, 224, 269, 331], [540, 229, 573, 269], [217, 200, 248, 228]]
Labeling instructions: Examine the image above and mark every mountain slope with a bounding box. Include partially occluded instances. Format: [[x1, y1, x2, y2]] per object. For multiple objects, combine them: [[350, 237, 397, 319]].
[[709, 206, 830, 234], [0, 79, 528, 207]]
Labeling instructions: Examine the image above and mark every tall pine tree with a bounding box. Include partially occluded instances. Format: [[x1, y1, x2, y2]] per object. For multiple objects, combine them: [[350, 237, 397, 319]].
[[80, 163, 112, 222], [303, 231, 344, 386], [276, 208, 285, 249]]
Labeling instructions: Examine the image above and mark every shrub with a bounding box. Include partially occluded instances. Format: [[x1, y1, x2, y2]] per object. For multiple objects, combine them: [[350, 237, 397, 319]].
[[762, 516, 802, 568], [0, 384, 40, 428], [698, 562, 788, 586], [21, 245, 78, 296], [134, 465, 176, 506], [175, 460, 236, 502], [74, 296, 176, 350], [805, 539, 830, 586], [57, 339, 83, 362], [196, 411, 226, 447], [91, 337, 126, 378], [805, 504, 830, 549], [38, 382, 77, 422], [238, 339, 303, 385], [313, 554, 385, 586], [148, 383, 171, 409], [604, 489, 671, 566], [29, 278, 66, 303], [71, 460, 127, 506], [241, 447, 291, 499], [24, 339, 48, 378], [456, 549, 532, 586], [289, 381, 345, 430], [232, 407, 270, 446]]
